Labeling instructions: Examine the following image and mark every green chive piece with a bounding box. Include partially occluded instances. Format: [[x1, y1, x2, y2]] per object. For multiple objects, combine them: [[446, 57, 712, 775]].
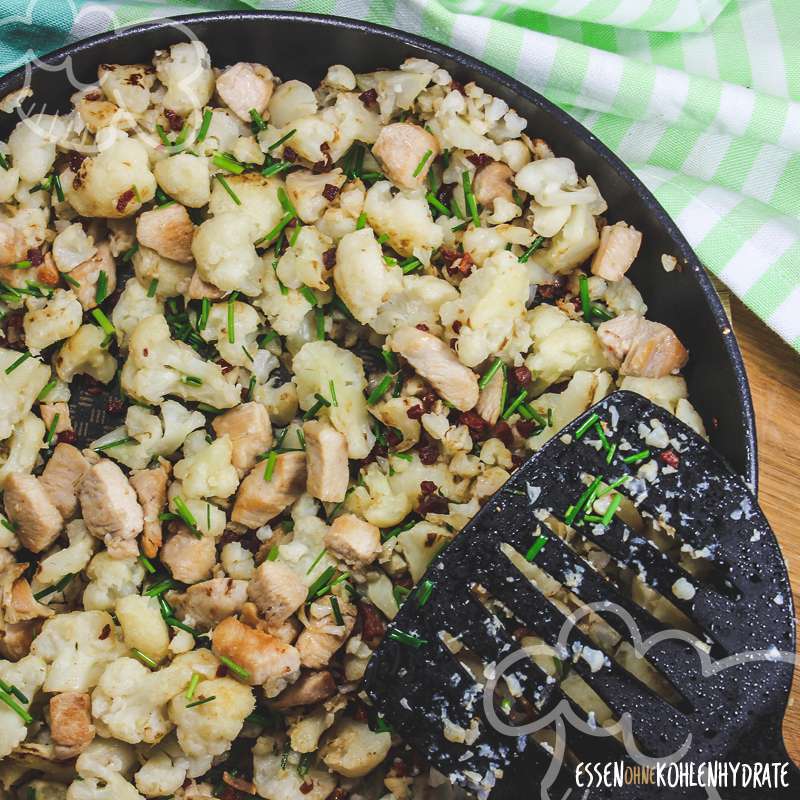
[[220, 655, 251, 680], [462, 170, 480, 227], [261, 160, 292, 177], [257, 212, 294, 246], [579, 275, 592, 322], [156, 124, 172, 147], [174, 121, 189, 147], [212, 152, 245, 174], [450, 220, 468, 232], [388, 629, 428, 648], [393, 585, 411, 608], [130, 648, 157, 669], [502, 388, 528, 420], [249, 108, 266, 132], [138, 554, 156, 574], [186, 673, 201, 700], [525, 534, 548, 562], [0, 688, 32, 724], [479, 357, 503, 389], [601, 493, 623, 525], [45, 413, 59, 446], [518, 236, 545, 263], [181, 375, 203, 386], [574, 412, 600, 440], [413, 149, 433, 178], [93, 436, 134, 452], [197, 297, 210, 331], [216, 174, 241, 205], [330, 595, 344, 626], [0, 153, 8, 170], [400, 257, 421, 274], [591, 304, 615, 322], [52, 173, 65, 202], [425, 192, 449, 216], [5, 352, 30, 374], [227, 293, 237, 343], [144, 579, 174, 597], [595, 422, 610, 451], [367, 374, 393, 405], [37, 380, 57, 401], [315, 306, 325, 340], [263, 450, 277, 482], [267, 545, 280, 561], [564, 476, 603, 526], [597, 475, 631, 497], [299, 285, 317, 306], [605, 442, 618, 464], [147, 278, 158, 298], [1, 518, 17, 533], [0, 680, 28, 705], [91, 308, 115, 337], [356, 212, 367, 230], [174, 497, 200, 536], [186, 695, 216, 709], [196, 109, 213, 143], [33, 572, 74, 601], [307, 565, 336, 600], [622, 449, 651, 464], [95, 270, 108, 304], [381, 349, 398, 373], [268, 128, 297, 152], [416, 579, 435, 607], [277, 186, 297, 217], [307, 548, 327, 575], [122, 243, 139, 262], [328, 380, 338, 406]]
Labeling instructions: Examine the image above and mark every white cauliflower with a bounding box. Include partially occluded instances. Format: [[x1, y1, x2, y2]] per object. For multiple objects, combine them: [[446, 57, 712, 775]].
[[537, 203, 600, 274], [260, 115, 336, 163], [207, 173, 284, 243], [253, 735, 336, 800], [52, 222, 96, 272], [132, 246, 193, 298], [67, 737, 143, 800], [173, 434, 240, 500], [618, 375, 689, 414], [7, 114, 66, 183], [0, 413, 45, 489], [268, 80, 318, 128], [292, 340, 374, 459], [54, 324, 118, 384], [98, 63, 155, 113], [0, 654, 46, 758], [115, 595, 170, 664], [134, 738, 189, 798], [255, 261, 314, 337], [370, 273, 457, 335], [276, 225, 333, 291], [23, 289, 84, 352], [0, 347, 50, 439], [153, 153, 211, 208], [91, 656, 191, 744], [198, 299, 261, 367], [396, 521, 454, 582], [120, 314, 240, 408], [333, 227, 402, 323], [83, 553, 145, 611], [34, 519, 96, 592], [112, 279, 165, 347], [220, 541, 255, 579], [356, 68, 431, 121], [514, 157, 600, 207], [31, 610, 127, 692], [284, 168, 345, 225], [322, 718, 392, 778], [154, 41, 215, 114]]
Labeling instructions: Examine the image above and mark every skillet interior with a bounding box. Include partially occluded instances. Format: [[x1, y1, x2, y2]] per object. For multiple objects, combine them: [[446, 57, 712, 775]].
[[0, 10, 758, 486]]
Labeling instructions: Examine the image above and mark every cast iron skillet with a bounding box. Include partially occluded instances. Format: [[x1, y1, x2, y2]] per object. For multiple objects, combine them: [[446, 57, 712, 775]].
[[0, 10, 757, 486]]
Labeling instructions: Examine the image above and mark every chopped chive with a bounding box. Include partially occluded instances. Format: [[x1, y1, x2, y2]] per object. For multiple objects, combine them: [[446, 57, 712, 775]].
[[241, 345, 254, 364], [130, 648, 157, 669], [277, 186, 297, 217], [216, 174, 241, 205], [622, 449, 651, 464], [8, 260, 32, 270], [450, 220, 468, 232], [267, 128, 297, 152], [518, 236, 545, 263], [91, 308, 115, 336], [267, 545, 279, 561], [394, 585, 411, 608], [132, 185, 141, 203], [212, 152, 245, 174], [388, 629, 428, 648], [219, 655, 250, 680], [144, 579, 174, 597], [591, 304, 615, 322], [307, 565, 336, 600], [5, 352, 30, 374], [196, 109, 213, 143], [331, 295, 355, 320], [122, 243, 139, 262], [601, 493, 623, 525], [158, 595, 173, 618], [360, 171, 384, 182], [367, 374, 393, 405], [249, 108, 266, 132], [413, 149, 433, 178], [594, 422, 611, 452], [37, 380, 57, 401], [33, 572, 74, 601], [328, 380, 338, 407], [257, 212, 294, 246], [377, 233, 389, 245], [95, 270, 108, 304], [564, 476, 603, 526], [426, 192, 449, 216], [289, 222, 302, 247], [263, 450, 277, 481], [227, 293, 237, 343], [181, 375, 203, 386], [0, 689, 32, 724], [605, 442, 618, 464], [302, 397, 326, 420], [0, 153, 7, 170], [307, 548, 327, 575], [400, 257, 421, 274], [381, 349, 398, 373], [147, 278, 158, 298], [138, 554, 156, 574], [93, 436, 134, 451], [173, 497, 200, 535], [1, 518, 17, 533], [261, 160, 292, 177], [597, 474, 631, 497], [186, 674, 201, 701], [583, 515, 604, 523], [299, 285, 317, 306], [579, 275, 591, 322], [502, 388, 528, 420], [479, 358, 502, 389], [449, 195, 465, 220], [416, 579, 435, 607], [315, 306, 325, 340], [174, 121, 189, 147], [525, 534, 547, 562], [0, 680, 28, 704], [330, 595, 344, 626], [356, 212, 367, 230], [462, 170, 480, 227], [45, 413, 59, 446], [197, 297, 210, 331], [52, 173, 64, 203], [547, 407, 553, 427], [393, 452, 412, 461], [297, 428, 306, 450], [156, 124, 172, 147], [186, 695, 216, 709], [574, 412, 599, 440]]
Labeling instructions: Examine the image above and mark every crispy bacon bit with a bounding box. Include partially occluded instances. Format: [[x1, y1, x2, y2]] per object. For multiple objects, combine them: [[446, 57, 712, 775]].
[[312, 142, 332, 173], [458, 252, 474, 275], [299, 781, 314, 795], [27, 247, 43, 267], [417, 493, 447, 515], [440, 248, 459, 267], [659, 449, 680, 468], [85, 91, 102, 101], [450, 80, 466, 95], [2, 311, 24, 348], [359, 602, 386, 646], [449, 338, 457, 350], [322, 183, 339, 201], [358, 87, 378, 108], [116, 188, 135, 213], [417, 443, 438, 466], [385, 428, 402, 447], [421, 392, 437, 412], [406, 404, 424, 420], [491, 421, 513, 447], [217, 359, 234, 375], [415, 323, 429, 332], [283, 146, 298, 163], [459, 411, 486, 432], [56, 430, 77, 445], [515, 419, 539, 437], [105, 396, 124, 415], [511, 366, 531, 387], [467, 154, 492, 168], [328, 788, 349, 800], [164, 108, 183, 132], [99, 624, 111, 640], [68, 151, 87, 172], [420, 480, 436, 495], [322, 248, 336, 269], [452, 320, 462, 334]]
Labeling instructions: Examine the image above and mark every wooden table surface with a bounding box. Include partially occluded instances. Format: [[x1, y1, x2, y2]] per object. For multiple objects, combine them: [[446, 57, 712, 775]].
[[731, 298, 800, 762]]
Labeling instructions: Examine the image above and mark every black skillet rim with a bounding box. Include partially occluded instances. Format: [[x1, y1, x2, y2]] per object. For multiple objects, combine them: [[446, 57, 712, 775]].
[[0, 8, 758, 491]]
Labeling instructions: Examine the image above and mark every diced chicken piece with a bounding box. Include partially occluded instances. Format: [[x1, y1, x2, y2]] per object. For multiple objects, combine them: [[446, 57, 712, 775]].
[[1, 564, 53, 624], [38, 443, 90, 520], [247, 560, 307, 626], [473, 162, 514, 207], [39, 403, 72, 436], [136, 203, 194, 263], [188, 269, 225, 300], [475, 365, 504, 425], [272, 670, 336, 709], [231, 452, 306, 529], [130, 461, 170, 558], [215, 62, 274, 122], [295, 598, 356, 669], [371, 123, 439, 190], [302, 420, 348, 503], [77, 460, 144, 559], [160, 524, 216, 584], [591, 222, 642, 282], [50, 692, 95, 752], [322, 718, 391, 778], [3, 474, 63, 553], [389, 326, 479, 411], [69, 243, 117, 311], [212, 616, 300, 697], [597, 313, 688, 378], [212, 402, 273, 475], [240, 601, 300, 644], [0, 620, 39, 661], [173, 577, 248, 629], [0, 220, 27, 267], [324, 514, 381, 567]]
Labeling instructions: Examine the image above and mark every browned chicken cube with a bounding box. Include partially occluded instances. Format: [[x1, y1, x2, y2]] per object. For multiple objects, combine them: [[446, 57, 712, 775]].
[[372, 123, 439, 190], [212, 616, 300, 697], [231, 451, 306, 529], [160, 524, 216, 584], [212, 402, 273, 475], [598, 313, 688, 378], [215, 63, 274, 122], [50, 692, 95, 752], [389, 325, 479, 411], [475, 365, 504, 425], [302, 420, 348, 503], [272, 670, 336, 709], [188, 269, 225, 300], [69, 243, 116, 311], [247, 560, 307, 626], [1, 564, 53, 624], [0, 620, 39, 661], [324, 514, 381, 567], [3, 473, 63, 553], [130, 461, 170, 558], [472, 162, 514, 207], [38, 443, 90, 520], [136, 203, 194, 263], [78, 460, 143, 558], [295, 597, 356, 669], [590, 222, 642, 282], [172, 577, 248, 629]]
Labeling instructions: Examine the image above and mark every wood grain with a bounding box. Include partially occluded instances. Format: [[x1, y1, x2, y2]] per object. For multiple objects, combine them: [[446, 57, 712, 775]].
[[732, 297, 800, 763]]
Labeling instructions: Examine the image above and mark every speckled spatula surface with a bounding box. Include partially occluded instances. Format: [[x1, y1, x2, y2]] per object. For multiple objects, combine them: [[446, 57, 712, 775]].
[[364, 390, 798, 799]]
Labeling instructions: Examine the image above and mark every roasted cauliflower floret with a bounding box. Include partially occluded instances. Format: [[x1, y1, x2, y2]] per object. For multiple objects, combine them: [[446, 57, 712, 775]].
[[54, 324, 117, 385], [0, 347, 51, 440], [173, 434, 240, 500], [253, 735, 336, 800], [23, 289, 84, 353], [153, 153, 211, 208], [154, 41, 215, 114], [0, 654, 46, 758]]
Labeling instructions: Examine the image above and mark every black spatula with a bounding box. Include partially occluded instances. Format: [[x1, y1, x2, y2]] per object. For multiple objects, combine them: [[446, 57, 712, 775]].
[[363, 390, 799, 799]]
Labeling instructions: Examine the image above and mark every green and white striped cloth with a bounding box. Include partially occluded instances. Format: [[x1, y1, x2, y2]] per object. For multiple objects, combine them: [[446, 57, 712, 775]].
[[1, 0, 798, 350]]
